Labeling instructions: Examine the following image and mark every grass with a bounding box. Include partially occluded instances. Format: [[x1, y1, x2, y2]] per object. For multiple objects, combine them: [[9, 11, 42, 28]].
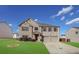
[[0, 39, 48, 54], [65, 42, 79, 48]]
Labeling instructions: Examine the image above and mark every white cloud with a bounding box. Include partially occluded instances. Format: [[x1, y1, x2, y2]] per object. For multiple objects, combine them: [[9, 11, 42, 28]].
[[9, 24, 12, 26], [34, 19, 38, 21], [60, 16, 65, 21], [57, 6, 73, 16], [66, 18, 79, 25], [70, 12, 74, 16], [52, 6, 73, 18]]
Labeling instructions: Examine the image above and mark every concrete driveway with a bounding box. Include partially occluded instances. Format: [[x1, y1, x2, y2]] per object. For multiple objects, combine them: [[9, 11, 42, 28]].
[[44, 42, 79, 54]]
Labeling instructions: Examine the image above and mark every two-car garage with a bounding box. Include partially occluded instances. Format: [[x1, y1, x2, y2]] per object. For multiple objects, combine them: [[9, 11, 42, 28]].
[[44, 36, 59, 42]]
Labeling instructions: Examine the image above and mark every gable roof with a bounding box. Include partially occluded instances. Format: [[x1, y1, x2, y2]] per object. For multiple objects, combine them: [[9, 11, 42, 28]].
[[0, 21, 7, 24], [19, 18, 59, 27], [72, 27, 79, 30], [0, 21, 13, 29], [19, 18, 32, 27], [0, 21, 10, 26]]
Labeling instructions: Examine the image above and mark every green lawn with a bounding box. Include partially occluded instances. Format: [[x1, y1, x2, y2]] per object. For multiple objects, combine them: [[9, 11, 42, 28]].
[[65, 42, 79, 48], [0, 39, 49, 54]]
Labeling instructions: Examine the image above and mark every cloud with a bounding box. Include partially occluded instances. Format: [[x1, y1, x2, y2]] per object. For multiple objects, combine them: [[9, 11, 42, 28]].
[[34, 19, 38, 21], [57, 6, 73, 16], [9, 24, 12, 27], [70, 12, 74, 16], [52, 6, 73, 18], [66, 18, 79, 25], [60, 16, 65, 21]]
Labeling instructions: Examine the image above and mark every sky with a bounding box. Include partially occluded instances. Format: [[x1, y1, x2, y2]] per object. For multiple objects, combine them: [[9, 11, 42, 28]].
[[0, 5, 79, 35]]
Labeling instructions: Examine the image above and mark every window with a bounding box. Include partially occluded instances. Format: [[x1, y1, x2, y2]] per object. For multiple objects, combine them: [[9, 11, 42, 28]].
[[34, 27, 38, 30], [54, 27, 58, 32], [48, 27, 52, 31], [76, 31, 78, 34], [42, 26, 47, 31], [22, 27, 29, 31]]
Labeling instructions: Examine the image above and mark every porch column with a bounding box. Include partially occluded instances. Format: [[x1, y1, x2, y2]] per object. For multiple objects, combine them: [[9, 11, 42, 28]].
[[38, 35, 41, 42]]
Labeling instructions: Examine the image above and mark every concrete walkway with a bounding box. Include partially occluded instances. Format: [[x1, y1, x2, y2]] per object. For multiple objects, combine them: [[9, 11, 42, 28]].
[[44, 42, 79, 54]]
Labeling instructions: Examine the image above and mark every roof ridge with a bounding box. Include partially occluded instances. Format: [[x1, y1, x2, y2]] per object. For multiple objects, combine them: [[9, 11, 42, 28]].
[[73, 27, 79, 28], [36, 21, 59, 27], [19, 18, 59, 27]]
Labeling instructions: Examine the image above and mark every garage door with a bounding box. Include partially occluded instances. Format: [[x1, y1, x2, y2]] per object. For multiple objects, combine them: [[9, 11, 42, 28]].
[[52, 36, 59, 42], [44, 36, 59, 42]]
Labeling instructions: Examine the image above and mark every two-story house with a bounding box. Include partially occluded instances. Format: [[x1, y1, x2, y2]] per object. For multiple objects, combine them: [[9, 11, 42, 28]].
[[66, 27, 79, 42], [19, 18, 60, 42]]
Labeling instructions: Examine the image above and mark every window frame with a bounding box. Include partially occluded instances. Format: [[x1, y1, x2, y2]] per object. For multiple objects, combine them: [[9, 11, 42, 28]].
[[22, 27, 29, 31], [34, 27, 38, 30], [75, 31, 78, 34], [54, 27, 58, 32], [41, 26, 47, 31], [48, 27, 52, 32]]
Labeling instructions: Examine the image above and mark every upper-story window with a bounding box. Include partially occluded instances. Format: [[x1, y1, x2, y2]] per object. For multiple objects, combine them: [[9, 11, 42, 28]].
[[54, 27, 58, 32], [34, 27, 38, 30], [42, 26, 47, 31], [48, 27, 52, 31], [22, 27, 29, 31], [76, 31, 78, 34]]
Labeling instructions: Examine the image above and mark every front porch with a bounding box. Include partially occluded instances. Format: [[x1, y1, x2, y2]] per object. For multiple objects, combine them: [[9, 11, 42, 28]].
[[32, 32, 44, 42]]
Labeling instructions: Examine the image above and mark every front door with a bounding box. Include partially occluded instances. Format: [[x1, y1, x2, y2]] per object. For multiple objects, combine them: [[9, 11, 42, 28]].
[[34, 34, 39, 40]]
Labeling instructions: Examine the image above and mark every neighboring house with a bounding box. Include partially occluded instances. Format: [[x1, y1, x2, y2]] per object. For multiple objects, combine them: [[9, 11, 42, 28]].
[[0, 21, 13, 38], [66, 27, 79, 42], [59, 34, 70, 42], [19, 18, 60, 42], [60, 34, 66, 38]]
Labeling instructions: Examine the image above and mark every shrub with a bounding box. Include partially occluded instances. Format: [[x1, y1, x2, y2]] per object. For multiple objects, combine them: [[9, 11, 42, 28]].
[[18, 35, 34, 41]]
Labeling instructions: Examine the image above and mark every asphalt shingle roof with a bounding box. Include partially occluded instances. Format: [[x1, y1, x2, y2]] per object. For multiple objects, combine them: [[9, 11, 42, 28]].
[[19, 18, 59, 27]]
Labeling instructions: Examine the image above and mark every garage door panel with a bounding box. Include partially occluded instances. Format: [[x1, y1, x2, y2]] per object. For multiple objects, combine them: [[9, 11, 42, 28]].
[[44, 36, 58, 42]]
